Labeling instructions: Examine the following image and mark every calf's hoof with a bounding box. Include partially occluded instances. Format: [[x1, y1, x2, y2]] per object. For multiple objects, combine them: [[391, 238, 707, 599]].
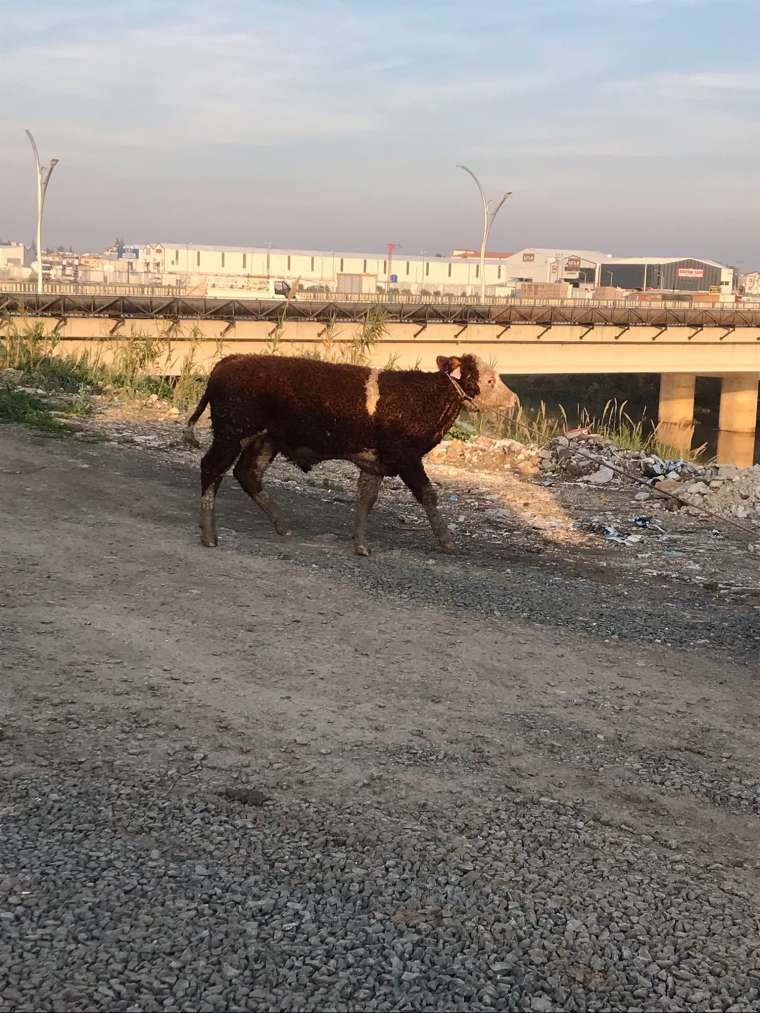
[[275, 526, 292, 537], [439, 540, 455, 553], [353, 543, 371, 557], [200, 534, 219, 547]]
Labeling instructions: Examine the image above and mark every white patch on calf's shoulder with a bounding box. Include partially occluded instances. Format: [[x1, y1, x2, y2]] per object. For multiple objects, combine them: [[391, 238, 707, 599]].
[[365, 370, 380, 416]]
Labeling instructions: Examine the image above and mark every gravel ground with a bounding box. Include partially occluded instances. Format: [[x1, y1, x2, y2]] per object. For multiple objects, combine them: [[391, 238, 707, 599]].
[[2, 772, 759, 1013], [71, 405, 760, 659], [2, 416, 760, 1012]]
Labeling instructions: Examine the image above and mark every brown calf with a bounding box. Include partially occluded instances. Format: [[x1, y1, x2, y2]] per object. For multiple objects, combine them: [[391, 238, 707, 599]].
[[184, 353, 517, 555]]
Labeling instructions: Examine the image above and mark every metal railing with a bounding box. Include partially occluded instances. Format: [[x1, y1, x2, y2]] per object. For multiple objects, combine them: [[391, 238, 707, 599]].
[[4, 291, 760, 327], [0, 280, 183, 298], [297, 291, 759, 311], [3, 277, 758, 312]]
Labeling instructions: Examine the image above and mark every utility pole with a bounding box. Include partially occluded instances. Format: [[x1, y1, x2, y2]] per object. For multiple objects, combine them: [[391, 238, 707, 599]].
[[26, 130, 59, 295], [457, 165, 511, 303]]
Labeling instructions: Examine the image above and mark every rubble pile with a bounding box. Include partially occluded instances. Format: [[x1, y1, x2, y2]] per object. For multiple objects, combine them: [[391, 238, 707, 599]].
[[679, 465, 760, 521], [429, 434, 541, 477], [539, 434, 701, 486], [540, 433, 760, 525]]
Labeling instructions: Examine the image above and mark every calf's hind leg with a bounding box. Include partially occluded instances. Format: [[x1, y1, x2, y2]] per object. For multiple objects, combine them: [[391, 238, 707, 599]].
[[353, 470, 383, 556], [200, 438, 241, 547], [233, 435, 291, 536], [399, 458, 454, 552]]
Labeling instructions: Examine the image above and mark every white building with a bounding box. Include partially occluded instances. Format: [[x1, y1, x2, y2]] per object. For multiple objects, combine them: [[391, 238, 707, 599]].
[[490, 248, 611, 287], [739, 271, 760, 297], [135, 243, 613, 297], [0, 242, 31, 278]]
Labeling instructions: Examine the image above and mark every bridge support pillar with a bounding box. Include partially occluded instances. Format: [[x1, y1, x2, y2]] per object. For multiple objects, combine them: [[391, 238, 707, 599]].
[[657, 373, 695, 454], [717, 374, 759, 468]]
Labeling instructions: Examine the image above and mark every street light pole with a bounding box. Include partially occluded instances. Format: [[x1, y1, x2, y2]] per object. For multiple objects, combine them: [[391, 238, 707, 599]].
[[457, 165, 511, 303], [26, 130, 59, 295]]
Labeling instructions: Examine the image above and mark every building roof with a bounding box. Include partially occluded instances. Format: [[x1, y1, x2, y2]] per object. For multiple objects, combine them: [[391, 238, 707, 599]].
[[137, 243, 613, 265], [452, 249, 515, 259], [519, 248, 613, 261], [141, 243, 451, 263], [604, 256, 728, 269]]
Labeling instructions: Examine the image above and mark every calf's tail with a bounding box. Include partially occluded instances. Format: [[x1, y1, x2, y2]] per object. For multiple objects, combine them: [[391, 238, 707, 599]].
[[183, 388, 210, 449]]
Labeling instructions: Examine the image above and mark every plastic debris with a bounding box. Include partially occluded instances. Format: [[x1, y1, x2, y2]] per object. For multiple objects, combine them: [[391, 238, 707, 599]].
[[632, 515, 665, 531]]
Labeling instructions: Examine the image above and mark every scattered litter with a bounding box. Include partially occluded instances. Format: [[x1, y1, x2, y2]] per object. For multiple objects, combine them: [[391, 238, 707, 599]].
[[573, 517, 656, 546], [632, 515, 665, 532], [574, 520, 629, 544]]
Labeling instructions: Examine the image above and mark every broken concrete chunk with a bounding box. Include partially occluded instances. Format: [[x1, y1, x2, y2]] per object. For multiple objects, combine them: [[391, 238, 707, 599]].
[[654, 478, 682, 494], [681, 480, 710, 497], [586, 465, 615, 485]]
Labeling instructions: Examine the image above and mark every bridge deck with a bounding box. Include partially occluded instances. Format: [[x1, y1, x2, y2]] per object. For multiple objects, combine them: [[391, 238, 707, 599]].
[[3, 292, 760, 328]]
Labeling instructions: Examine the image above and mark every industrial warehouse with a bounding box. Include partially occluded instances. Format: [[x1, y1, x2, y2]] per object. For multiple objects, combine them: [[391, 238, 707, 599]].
[[0, 239, 739, 302], [597, 256, 734, 295], [132, 244, 737, 300]]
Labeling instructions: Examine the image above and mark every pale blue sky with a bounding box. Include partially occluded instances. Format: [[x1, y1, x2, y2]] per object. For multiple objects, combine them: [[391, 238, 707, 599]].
[[2, 0, 758, 266]]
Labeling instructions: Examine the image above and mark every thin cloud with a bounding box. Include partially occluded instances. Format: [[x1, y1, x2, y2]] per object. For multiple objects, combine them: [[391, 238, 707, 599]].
[[611, 69, 760, 95]]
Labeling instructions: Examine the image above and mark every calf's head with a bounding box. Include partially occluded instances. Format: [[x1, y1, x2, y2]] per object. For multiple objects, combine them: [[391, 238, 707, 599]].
[[436, 354, 518, 413]]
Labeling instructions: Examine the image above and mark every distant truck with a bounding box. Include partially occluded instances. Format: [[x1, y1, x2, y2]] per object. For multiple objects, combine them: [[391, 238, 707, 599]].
[[205, 277, 292, 300]]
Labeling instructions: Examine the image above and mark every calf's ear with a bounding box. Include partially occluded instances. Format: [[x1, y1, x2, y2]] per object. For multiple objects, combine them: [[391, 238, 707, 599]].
[[436, 355, 462, 379]]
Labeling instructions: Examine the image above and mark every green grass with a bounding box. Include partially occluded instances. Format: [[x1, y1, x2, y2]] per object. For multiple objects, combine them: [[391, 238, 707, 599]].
[[447, 420, 475, 442], [0, 321, 209, 417], [0, 387, 72, 435]]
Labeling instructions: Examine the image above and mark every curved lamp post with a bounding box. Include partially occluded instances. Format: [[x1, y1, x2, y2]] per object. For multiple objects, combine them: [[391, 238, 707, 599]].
[[26, 130, 59, 294], [457, 165, 511, 303]]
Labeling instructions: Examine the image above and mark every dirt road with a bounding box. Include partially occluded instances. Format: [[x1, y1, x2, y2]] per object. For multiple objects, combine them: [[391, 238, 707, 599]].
[[1, 423, 760, 1010]]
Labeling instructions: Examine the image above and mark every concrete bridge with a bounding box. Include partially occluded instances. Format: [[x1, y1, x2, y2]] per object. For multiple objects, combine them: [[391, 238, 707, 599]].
[[3, 291, 759, 465]]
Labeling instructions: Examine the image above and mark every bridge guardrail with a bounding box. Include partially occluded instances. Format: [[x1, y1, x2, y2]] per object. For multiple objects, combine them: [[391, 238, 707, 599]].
[[0, 281, 183, 297], [3, 291, 760, 326], [2, 286, 758, 313], [294, 291, 757, 311]]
